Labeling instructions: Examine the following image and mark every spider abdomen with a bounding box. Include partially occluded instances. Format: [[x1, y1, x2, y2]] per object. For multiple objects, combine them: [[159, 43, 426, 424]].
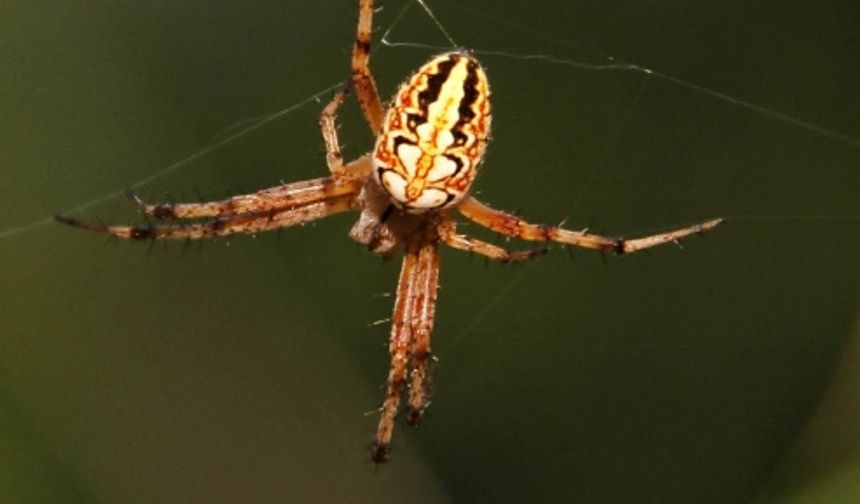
[[373, 52, 491, 212]]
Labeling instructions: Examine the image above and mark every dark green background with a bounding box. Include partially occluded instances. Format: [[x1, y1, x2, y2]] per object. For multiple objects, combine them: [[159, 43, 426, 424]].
[[2, 1, 858, 502]]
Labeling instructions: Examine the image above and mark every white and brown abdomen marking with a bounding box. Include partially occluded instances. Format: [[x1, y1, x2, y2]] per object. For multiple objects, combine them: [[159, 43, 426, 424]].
[[373, 52, 491, 212]]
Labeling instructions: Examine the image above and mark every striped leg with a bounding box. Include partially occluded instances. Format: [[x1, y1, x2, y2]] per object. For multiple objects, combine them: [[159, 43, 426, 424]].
[[437, 217, 547, 262], [319, 87, 353, 179], [125, 157, 372, 221], [352, 0, 384, 134], [56, 195, 358, 241], [458, 196, 723, 254], [406, 235, 440, 427], [373, 237, 421, 462]]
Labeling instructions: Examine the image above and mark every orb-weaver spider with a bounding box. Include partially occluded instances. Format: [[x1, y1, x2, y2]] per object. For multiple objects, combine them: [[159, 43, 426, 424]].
[[57, 0, 722, 462]]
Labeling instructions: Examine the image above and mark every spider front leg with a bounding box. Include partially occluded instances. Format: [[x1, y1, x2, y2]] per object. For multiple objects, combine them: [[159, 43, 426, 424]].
[[56, 195, 358, 241], [352, 0, 385, 134], [124, 158, 372, 221], [458, 196, 723, 254]]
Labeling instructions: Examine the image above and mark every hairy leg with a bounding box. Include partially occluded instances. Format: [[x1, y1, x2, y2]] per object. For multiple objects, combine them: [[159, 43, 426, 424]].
[[352, 0, 385, 134], [458, 196, 722, 254], [56, 195, 357, 241], [319, 87, 353, 178], [406, 235, 440, 427], [125, 156, 372, 221], [436, 217, 548, 262], [374, 238, 420, 462]]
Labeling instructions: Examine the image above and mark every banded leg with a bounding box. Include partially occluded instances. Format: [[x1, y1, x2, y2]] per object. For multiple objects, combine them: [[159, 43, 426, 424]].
[[126, 156, 372, 221], [459, 196, 723, 254], [374, 237, 421, 462], [56, 195, 357, 241], [319, 87, 351, 178], [406, 234, 440, 427], [437, 217, 548, 262], [353, 0, 384, 134]]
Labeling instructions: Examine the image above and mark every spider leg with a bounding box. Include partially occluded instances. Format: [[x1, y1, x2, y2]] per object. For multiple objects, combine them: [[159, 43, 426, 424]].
[[353, 0, 385, 134], [373, 236, 421, 463], [126, 156, 372, 220], [458, 196, 723, 254], [406, 235, 440, 427], [437, 217, 548, 262], [319, 86, 354, 179], [56, 194, 357, 241]]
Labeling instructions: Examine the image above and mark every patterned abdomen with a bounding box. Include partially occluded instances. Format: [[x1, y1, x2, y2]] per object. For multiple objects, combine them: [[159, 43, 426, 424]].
[[373, 52, 491, 212]]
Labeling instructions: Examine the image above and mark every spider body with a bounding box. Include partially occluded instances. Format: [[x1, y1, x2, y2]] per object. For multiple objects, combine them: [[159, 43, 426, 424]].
[[57, 0, 722, 463], [374, 51, 490, 211]]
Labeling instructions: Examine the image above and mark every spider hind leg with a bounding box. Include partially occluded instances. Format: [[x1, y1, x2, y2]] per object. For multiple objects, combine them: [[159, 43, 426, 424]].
[[405, 236, 440, 427], [373, 245, 418, 463], [373, 227, 440, 462]]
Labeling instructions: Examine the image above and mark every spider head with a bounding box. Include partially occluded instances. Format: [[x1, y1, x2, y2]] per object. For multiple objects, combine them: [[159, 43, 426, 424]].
[[372, 51, 491, 213]]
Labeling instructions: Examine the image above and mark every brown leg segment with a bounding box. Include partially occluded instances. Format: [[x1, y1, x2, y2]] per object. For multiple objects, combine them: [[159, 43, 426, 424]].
[[458, 196, 722, 254], [353, 0, 385, 134], [436, 217, 548, 262], [126, 157, 372, 221], [56, 195, 358, 241], [373, 237, 421, 462], [319, 87, 350, 178], [406, 232, 440, 427]]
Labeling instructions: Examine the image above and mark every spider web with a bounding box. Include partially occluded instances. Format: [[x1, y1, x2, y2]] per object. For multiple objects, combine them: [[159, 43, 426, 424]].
[[1, 1, 859, 501], [1, 0, 857, 241]]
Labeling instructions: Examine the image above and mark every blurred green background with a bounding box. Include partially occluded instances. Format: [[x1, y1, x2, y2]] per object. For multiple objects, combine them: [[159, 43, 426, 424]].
[[1, 1, 858, 502]]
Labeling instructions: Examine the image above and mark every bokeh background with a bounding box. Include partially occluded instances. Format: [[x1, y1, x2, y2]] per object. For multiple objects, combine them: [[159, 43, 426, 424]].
[[1, 1, 858, 502]]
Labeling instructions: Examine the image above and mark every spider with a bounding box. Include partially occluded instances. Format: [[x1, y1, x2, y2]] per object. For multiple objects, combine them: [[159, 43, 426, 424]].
[[57, 0, 722, 462]]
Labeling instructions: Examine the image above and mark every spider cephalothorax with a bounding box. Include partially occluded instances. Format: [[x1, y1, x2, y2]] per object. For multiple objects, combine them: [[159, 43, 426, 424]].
[[58, 0, 721, 462]]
